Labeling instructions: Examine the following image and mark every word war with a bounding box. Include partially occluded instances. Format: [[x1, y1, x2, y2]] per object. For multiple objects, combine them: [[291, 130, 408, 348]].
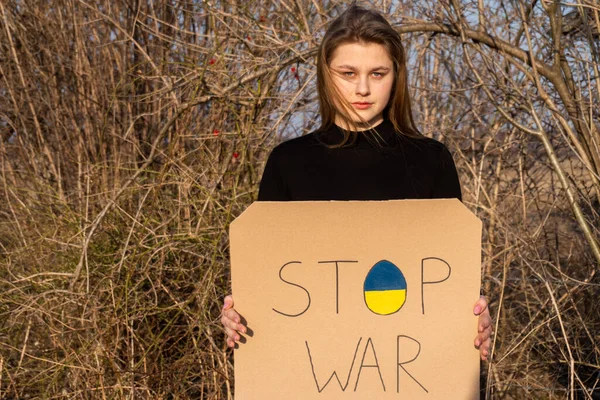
[[305, 335, 427, 394]]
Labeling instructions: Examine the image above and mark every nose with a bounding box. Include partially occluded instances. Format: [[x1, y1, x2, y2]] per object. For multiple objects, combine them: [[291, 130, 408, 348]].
[[356, 75, 370, 96]]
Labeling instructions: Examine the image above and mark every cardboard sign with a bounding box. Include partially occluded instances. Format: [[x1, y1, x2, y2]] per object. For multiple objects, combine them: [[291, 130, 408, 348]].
[[230, 199, 482, 399]]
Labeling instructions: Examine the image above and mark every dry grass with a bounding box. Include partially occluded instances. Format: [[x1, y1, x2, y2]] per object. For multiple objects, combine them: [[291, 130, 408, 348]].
[[0, 0, 599, 398]]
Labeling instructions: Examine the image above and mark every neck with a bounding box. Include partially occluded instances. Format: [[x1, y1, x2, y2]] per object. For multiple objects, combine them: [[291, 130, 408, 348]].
[[334, 116, 385, 132]]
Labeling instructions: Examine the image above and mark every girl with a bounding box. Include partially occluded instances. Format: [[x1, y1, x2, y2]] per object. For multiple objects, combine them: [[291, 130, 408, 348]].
[[221, 3, 492, 360]]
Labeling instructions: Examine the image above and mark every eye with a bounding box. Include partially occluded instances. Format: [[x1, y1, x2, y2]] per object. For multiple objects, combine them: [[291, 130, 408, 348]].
[[343, 71, 355, 77], [372, 72, 385, 78]]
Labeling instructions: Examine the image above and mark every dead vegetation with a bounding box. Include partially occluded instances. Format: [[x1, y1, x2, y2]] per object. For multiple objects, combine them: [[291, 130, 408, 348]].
[[0, 0, 598, 398]]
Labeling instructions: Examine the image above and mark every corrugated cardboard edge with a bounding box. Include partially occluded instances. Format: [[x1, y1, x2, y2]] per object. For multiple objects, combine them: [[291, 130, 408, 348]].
[[231, 198, 482, 231]]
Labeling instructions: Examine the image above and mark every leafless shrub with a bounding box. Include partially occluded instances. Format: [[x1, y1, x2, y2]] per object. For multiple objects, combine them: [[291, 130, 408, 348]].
[[0, 0, 598, 398]]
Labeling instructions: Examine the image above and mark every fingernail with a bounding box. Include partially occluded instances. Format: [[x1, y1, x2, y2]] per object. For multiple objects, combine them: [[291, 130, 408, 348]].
[[474, 306, 481, 314]]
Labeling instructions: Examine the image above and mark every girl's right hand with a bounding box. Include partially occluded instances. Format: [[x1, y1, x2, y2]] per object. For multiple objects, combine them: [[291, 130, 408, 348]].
[[221, 295, 247, 348]]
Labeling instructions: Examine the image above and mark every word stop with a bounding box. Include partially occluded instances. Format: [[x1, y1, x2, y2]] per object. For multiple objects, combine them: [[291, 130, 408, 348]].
[[272, 257, 451, 317]]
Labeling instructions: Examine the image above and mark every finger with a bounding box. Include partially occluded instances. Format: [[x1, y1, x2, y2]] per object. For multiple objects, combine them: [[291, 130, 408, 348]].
[[479, 347, 488, 360], [478, 312, 492, 332], [221, 313, 237, 330], [222, 315, 245, 333], [224, 326, 241, 343], [223, 308, 244, 327], [482, 337, 492, 352], [223, 295, 234, 311], [474, 334, 489, 349], [476, 333, 492, 352], [475, 324, 493, 346], [474, 330, 488, 347], [480, 338, 492, 360], [478, 326, 492, 342], [223, 308, 241, 323], [221, 311, 247, 334], [473, 295, 488, 315]]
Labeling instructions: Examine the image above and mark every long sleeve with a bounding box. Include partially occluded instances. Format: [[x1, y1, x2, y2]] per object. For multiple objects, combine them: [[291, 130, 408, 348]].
[[257, 146, 290, 201], [431, 145, 462, 201]]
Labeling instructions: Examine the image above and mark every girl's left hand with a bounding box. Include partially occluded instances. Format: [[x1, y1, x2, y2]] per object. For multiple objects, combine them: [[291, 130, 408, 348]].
[[473, 296, 492, 361]]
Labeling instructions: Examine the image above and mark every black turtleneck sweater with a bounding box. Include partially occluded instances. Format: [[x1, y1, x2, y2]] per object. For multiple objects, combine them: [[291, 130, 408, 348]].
[[257, 119, 461, 202]]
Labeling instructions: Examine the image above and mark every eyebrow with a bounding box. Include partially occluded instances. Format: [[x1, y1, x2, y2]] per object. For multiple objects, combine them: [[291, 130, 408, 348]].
[[334, 64, 392, 72]]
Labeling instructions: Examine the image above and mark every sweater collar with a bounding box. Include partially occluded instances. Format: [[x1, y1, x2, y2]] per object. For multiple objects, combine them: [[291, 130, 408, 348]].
[[328, 119, 399, 147]]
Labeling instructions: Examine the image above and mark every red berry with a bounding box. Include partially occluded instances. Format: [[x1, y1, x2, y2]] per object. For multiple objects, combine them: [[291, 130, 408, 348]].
[[259, 15, 266, 22], [291, 67, 296, 73], [233, 152, 240, 159], [247, 36, 252, 41], [209, 58, 216, 65], [294, 74, 299, 80], [213, 129, 219, 135]]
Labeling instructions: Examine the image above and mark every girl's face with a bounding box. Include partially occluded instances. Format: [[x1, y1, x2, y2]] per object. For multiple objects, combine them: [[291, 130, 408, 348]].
[[329, 41, 395, 130]]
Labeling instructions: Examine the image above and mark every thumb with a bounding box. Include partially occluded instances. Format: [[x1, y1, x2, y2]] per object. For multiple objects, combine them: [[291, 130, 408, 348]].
[[473, 296, 487, 315], [223, 295, 234, 311]]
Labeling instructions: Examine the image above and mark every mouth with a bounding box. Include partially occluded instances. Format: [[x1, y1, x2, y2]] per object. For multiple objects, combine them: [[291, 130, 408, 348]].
[[352, 102, 373, 109]]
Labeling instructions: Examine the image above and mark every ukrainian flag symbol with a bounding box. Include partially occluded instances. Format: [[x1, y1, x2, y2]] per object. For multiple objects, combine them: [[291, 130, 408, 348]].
[[364, 260, 407, 315]]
